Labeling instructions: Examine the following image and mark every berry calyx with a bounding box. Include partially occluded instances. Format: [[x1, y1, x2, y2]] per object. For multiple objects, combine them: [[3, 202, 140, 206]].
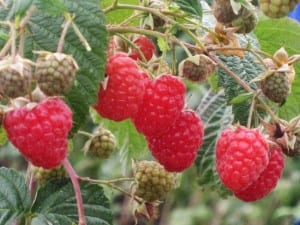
[[4, 97, 72, 169], [234, 147, 284, 202], [216, 126, 269, 192], [94, 52, 147, 121], [129, 36, 156, 61], [146, 110, 204, 172], [133, 160, 176, 202], [83, 127, 117, 159], [132, 74, 185, 136], [35, 51, 79, 96]]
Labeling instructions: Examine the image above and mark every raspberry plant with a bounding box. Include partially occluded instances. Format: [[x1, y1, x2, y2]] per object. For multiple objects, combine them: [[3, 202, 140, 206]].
[[0, 0, 299, 225]]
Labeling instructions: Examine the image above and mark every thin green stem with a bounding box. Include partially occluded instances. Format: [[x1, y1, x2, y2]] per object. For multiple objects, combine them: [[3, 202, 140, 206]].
[[79, 176, 141, 203], [77, 130, 93, 138]]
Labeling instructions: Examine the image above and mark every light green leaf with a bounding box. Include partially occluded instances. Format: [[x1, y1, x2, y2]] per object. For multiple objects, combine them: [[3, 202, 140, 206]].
[[229, 92, 253, 104], [173, 0, 202, 19], [195, 89, 232, 197], [157, 37, 170, 52], [31, 179, 112, 225], [102, 0, 139, 25], [34, 0, 67, 16], [0, 168, 31, 224], [0, 127, 7, 146], [254, 18, 300, 121]]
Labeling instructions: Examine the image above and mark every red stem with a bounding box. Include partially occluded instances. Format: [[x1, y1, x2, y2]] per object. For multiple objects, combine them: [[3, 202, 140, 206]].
[[63, 158, 86, 225]]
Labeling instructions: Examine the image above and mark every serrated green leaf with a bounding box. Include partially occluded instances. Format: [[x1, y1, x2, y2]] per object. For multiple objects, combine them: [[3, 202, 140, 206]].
[[173, 0, 202, 19], [0, 167, 31, 224], [217, 52, 264, 125], [26, 0, 107, 134], [195, 89, 232, 197], [0, 127, 7, 146], [90, 109, 147, 171], [229, 92, 253, 104], [254, 18, 300, 121], [31, 179, 112, 225], [34, 0, 67, 16]]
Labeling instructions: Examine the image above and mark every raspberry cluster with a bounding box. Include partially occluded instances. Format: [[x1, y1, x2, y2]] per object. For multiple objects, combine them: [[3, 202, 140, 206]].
[[94, 37, 204, 172], [216, 126, 284, 202]]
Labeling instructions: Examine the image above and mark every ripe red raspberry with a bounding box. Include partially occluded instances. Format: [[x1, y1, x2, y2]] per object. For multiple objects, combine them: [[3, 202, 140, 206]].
[[93, 53, 147, 121], [234, 147, 284, 202], [4, 98, 72, 169], [216, 126, 269, 192], [132, 74, 186, 136], [129, 36, 156, 61], [146, 110, 204, 172]]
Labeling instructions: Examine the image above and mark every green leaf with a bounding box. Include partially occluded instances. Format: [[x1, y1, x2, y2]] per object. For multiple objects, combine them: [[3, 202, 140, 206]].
[[0, 167, 31, 224], [0, 127, 7, 146], [254, 18, 300, 121], [195, 89, 232, 197], [102, 0, 139, 25], [229, 92, 253, 104], [34, 0, 67, 16], [31, 179, 112, 225], [9, 0, 33, 19], [27, 0, 107, 133], [217, 52, 264, 125], [173, 0, 202, 19], [90, 109, 148, 171]]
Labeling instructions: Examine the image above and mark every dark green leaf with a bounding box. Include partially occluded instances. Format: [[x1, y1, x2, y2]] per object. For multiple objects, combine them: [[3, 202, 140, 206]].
[[27, 0, 107, 133], [195, 89, 232, 197], [229, 92, 253, 104], [254, 18, 300, 121], [9, 0, 33, 19], [173, 0, 202, 19], [31, 179, 112, 225], [34, 0, 67, 16], [217, 52, 263, 125], [0, 167, 31, 224]]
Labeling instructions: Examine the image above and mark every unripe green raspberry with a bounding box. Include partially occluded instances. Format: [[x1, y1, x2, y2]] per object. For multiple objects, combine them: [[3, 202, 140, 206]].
[[35, 51, 79, 96], [133, 161, 176, 202], [178, 54, 216, 82], [259, 0, 298, 18], [261, 72, 291, 103], [0, 55, 32, 98], [84, 127, 117, 159], [31, 164, 67, 185]]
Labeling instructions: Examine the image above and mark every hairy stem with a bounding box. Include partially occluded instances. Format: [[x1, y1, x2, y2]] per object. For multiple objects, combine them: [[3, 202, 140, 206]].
[[63, 158, 86, 225], [56, 18, 72, 53], [79, 176, 141, 203]]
